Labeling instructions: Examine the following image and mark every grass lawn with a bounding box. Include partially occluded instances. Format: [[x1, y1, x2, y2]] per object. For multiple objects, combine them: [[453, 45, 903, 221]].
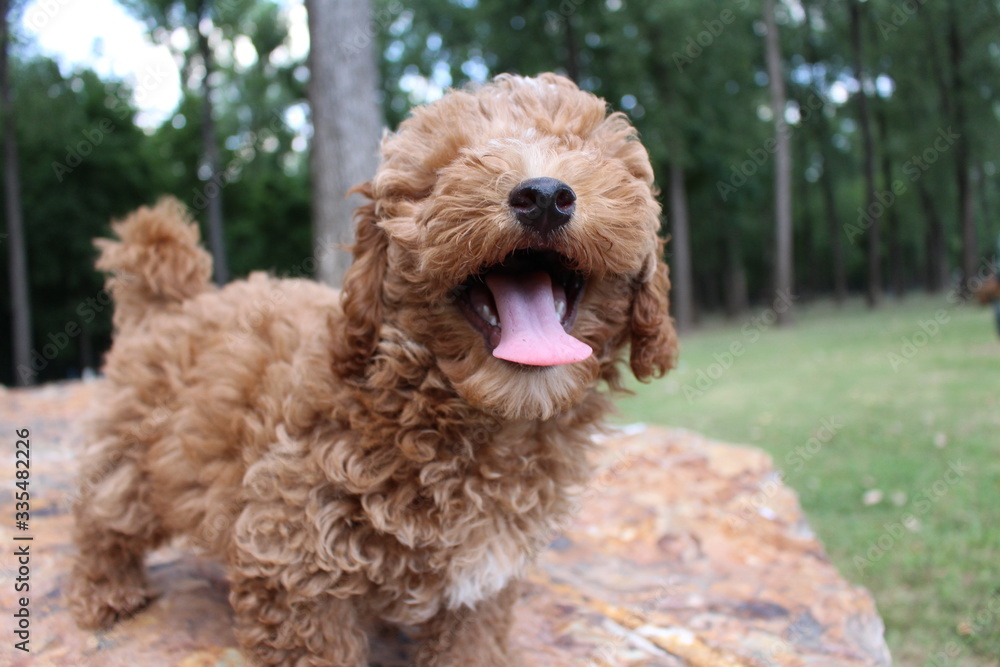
[[616, 294, 1000, 667]]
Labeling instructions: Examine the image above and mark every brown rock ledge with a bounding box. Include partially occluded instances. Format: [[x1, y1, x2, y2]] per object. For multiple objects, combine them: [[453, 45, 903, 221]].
[[0, 381, 891, 666]]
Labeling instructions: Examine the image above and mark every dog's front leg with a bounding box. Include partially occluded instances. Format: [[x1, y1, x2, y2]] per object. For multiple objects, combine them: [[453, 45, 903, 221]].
[[228, 567, 368, 667], [228, 503, 369, 667], [414, 582, 520, 667]]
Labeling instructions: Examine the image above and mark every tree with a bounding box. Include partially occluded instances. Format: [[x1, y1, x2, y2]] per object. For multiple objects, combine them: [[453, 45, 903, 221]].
[[945, 0, 977, 295], [850, 0, 880, 307], [143, 0, 311, 279], [375, 0, 772, 317], [668, 163, 694, 330], [306, 0, 382, 287], [1, 0, 31, 385], [875, 99, 903, 298], [644, 18, 694, 331], [120, 0, 232, 284], [802, 0, 847, 304], [195, 0, 228, 284], [0, 57, 160, 384], [764, 0, 793, 323], [917, 179, 949, 292], [890, 4, 950, 293]]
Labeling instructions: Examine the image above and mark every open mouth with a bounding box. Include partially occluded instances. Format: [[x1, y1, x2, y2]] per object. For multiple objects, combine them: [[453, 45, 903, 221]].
[[453, 249, 592, 367]]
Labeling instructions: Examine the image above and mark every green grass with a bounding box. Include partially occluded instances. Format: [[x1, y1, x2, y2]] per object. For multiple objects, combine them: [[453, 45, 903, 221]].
[[616, 294, 1000, 667]]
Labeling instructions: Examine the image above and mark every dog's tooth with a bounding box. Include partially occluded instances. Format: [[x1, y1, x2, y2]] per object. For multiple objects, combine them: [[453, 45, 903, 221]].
[[479, 303, 499, 327], [554, 299, 567, 321]]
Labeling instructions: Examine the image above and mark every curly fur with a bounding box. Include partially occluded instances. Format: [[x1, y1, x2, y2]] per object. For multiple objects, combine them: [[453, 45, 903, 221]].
[[68, 73, 677, 666]]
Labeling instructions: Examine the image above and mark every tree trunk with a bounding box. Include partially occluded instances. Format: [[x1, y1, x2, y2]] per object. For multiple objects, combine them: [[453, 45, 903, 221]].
[[563, 14, 580, 83], [876, 104, 904, 298], [306, 0, 383, 287], [1, 0, 32, 386], [924, 7, 952, 131], [884, 176, 904, 298], [850, 0, 881, 307], [668, 163, 694, 331], [946, 0, 977, 295], [723, 226, 748, 318], [795, 124, 816, 301], [764, 0, 793, 324], [821, 157, 847, 303], [976, 165, 995, 248], [197, 0, 229, 285], [917, 179, 948, 292], [646, 24, 693, 329], [802, 0, 846, 304], [920, 5, 951, 294], [885, 185, 904, 298]]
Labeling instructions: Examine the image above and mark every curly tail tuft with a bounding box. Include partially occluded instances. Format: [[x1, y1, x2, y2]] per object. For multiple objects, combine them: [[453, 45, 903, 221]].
[[95, 197, 213, 330]]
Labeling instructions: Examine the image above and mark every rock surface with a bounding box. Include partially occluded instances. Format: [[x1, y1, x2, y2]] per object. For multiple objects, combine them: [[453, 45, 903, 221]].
[[0, 381, 892, 666]]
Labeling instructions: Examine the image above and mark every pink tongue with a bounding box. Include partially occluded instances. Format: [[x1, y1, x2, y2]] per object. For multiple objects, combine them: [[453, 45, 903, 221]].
[[485, 271, 592, 366]]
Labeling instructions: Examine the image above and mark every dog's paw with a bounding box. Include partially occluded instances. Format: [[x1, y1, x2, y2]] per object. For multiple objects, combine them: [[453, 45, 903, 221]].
[[66, 569, 155, 630]]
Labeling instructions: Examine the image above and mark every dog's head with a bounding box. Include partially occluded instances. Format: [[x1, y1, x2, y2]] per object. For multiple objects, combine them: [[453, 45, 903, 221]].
[[333, 74, 677, 420]]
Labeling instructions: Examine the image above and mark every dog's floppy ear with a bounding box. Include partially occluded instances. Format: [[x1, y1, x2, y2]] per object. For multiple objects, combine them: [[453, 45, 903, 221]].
[[332, 183, 389, 377], [629, 252, 678, 381]]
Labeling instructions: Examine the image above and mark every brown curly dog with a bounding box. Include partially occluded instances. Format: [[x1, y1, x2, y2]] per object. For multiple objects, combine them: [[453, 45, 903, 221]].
[[67, 73, 677, 666]]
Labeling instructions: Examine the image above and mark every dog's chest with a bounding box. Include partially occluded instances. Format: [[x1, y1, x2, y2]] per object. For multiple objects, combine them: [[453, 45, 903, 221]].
[[441, 522, 529, 610], [367, 462, 556, 614], [337, 423, 577, 618]]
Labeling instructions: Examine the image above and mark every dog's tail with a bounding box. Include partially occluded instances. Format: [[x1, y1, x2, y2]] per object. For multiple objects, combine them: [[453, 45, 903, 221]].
[[95, 197, 213, 330]]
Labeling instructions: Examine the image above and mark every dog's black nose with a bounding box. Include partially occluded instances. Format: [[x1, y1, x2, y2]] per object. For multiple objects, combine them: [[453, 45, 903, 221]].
[[508, 177, 576, 236]]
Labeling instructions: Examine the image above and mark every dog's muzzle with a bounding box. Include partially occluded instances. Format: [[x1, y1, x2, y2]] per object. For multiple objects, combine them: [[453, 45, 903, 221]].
[[508, 177, 576, 238]]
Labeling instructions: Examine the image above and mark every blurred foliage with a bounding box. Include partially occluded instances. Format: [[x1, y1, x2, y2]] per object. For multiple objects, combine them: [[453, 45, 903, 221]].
[[376, 0, 1000, 305], [2, 0, 999, 384], [1, 0, 311, 382], [0, 58, 157, 380]]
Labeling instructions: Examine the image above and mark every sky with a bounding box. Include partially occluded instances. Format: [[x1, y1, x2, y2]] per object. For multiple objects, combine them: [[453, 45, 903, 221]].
[[17, 0, 309, 129]]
